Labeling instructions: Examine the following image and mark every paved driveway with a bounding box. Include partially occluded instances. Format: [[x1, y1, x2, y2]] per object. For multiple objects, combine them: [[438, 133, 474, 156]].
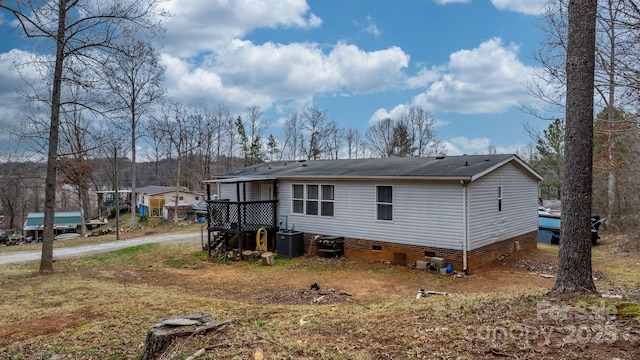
[[0, 233, 201, 265]]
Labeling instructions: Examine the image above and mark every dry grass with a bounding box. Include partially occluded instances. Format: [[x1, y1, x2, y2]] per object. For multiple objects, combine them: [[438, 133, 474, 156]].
[[0, 232, 639, 359]]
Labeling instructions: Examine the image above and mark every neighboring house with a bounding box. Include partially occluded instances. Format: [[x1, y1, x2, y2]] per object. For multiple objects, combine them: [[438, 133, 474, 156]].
[[136, 185, 202, 218], [95, 189, 133, 219], [203, 154, 542, 272], [23, 211, 82, 240]]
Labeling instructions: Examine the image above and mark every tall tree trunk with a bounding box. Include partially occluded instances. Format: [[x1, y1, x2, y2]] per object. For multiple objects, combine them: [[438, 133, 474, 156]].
[[40, 0, 67, 274], [80, 184, 90, 235], [131, 115, 137, 229], [606, 0, 616, 223], [551, 0, 598, 294]]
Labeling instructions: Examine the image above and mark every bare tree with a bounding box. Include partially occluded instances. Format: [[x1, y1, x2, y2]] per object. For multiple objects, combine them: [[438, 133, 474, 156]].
[[212, 103, 235, 173], [403, 106, 442, 156], [325, 121, 344, 159], [344, 127, 362, 159], [280, 112, 303, 160], [189, 101, 217, 185], [551, 0, 598, 294], [155, 101, 196, 222], [366, 118, 395, 158], [0, 0, 165, 273], [141, 115, 172, 180], [57, 82, 104, 235], [102, 33, 165, 229], [0, 161, 31, 230], [301, 107, 331, 160]]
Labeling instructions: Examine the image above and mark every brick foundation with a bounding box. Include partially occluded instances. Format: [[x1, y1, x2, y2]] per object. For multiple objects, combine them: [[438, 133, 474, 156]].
[[303, 231, 537, 273]]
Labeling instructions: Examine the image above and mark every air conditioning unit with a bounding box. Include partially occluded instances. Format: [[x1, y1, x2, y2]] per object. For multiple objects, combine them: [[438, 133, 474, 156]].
[[430, 257, 447, 269]]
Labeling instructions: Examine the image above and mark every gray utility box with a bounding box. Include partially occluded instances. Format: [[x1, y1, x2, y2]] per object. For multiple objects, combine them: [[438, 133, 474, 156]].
[[276, 231, 305, 258], [430, 257, 447, 269]]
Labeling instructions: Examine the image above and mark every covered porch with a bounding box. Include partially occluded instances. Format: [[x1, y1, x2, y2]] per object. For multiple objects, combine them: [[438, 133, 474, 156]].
[[202, 177, 279, 258]]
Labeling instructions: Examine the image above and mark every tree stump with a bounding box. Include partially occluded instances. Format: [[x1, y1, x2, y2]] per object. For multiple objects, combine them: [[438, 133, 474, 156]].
[[261, 251, 275, 266], [140, 314, 230, 360], [242, 250, 254, 261]]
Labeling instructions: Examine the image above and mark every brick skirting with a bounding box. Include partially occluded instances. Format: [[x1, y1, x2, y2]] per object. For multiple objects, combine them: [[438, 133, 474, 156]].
[[303, 231, 537, 273]]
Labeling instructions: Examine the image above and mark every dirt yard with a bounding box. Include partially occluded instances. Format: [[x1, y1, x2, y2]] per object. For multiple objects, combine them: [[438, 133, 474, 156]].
[[0, 229, 638, 359]]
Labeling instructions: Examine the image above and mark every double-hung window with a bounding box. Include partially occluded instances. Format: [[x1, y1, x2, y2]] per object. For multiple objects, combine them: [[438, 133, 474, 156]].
[[376, 185, 393, 221], [306, 185, 319, 215], [321, 185, 334, 217], [292, 184, 304, 214], [498, 186, 503, 212]]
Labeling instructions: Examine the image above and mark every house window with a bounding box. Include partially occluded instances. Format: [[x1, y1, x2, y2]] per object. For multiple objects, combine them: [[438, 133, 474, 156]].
[[376, 186, 393, 221], [306, 185, 319, 215], [292, 184, 335, 217], [321, 185, 334, 217], [498, 186, 503, 212], [292, 184, 304, 214]]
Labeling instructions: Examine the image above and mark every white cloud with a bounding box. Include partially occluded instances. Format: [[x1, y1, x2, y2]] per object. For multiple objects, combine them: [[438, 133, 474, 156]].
[[357, 16, 382, 38], [162, 0, 322, 57], [404, 66, 442, 89], [413, 38, 536, 114], [368, 104, 409, 126], [490, 0, 546, 16], [450, 136, 491, 153], [442, 136, 526, 155], [434, 0, 545, 15], [0, 49, 45, 146], [164, 40, 410, 113], [0, 49, 41, 94]]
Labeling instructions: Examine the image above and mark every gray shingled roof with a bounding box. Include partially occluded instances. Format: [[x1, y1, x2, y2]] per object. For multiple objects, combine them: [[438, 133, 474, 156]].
[[209, 154, 541, 182]]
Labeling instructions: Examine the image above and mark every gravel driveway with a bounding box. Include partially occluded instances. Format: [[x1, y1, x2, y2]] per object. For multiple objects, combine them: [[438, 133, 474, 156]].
[[0, 233, 201, 265]]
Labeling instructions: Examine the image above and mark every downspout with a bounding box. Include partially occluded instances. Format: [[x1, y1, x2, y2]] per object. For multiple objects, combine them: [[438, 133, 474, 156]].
[[461, 180, 468, 273]]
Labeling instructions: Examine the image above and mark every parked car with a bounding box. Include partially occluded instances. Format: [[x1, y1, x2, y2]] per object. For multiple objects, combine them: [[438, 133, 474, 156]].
[[0, 232, 8, 245]]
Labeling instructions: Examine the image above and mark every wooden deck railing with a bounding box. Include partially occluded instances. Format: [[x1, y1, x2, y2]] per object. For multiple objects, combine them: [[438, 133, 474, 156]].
[[205, 200, 278, 233]]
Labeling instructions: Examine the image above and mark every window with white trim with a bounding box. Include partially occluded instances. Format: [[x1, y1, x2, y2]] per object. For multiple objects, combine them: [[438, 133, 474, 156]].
[[498, 185, 503, 212], [321, 185, 334, 216], [291, 184, 335, 217], [292, 184, 304, 214], [376, 185, 393, 221], [306, 185, 319, 215]]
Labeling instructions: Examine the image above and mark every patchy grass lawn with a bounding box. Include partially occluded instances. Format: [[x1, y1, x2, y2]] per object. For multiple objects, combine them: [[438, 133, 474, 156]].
[[0, 232, 638, 359]]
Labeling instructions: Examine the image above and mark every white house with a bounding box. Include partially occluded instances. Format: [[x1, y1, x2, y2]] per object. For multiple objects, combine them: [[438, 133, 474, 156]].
[[136, 185, 202, 218], [203, 154, 542, 272]]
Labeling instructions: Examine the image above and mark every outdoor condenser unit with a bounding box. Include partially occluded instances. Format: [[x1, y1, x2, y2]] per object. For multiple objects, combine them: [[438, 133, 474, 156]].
[[430, 257, 447, 269]]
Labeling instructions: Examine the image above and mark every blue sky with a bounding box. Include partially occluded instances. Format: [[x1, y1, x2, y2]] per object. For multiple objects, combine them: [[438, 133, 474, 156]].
[[0, 0, 552, 157]]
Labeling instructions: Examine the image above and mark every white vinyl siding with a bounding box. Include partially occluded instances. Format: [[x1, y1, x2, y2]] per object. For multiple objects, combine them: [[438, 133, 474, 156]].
[[278, 179, 464, 250], [218, 182, 262, 201], [467, 163, 539, 250]]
